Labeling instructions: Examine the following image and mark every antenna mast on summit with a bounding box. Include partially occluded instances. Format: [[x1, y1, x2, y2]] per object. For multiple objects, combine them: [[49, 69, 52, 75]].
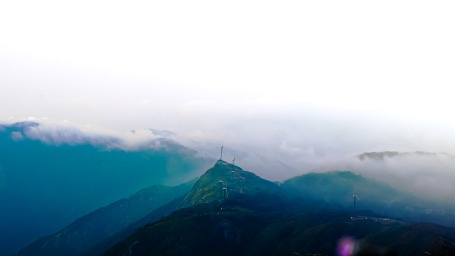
[[353, 194, 359, 213], [220, 145, 224, 160], [232, 157, 235, 165]]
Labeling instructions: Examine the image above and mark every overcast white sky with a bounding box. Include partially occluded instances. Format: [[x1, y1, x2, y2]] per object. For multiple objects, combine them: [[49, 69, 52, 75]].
[[1, 1, 455, 169]]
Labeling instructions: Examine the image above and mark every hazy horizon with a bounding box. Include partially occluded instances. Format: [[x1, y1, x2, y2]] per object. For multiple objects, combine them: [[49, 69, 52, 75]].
[[2, 1, 455, 173]]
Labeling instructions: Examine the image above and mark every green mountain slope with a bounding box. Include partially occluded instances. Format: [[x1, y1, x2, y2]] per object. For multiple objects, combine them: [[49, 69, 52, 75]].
[[16, 160, 455, 256], [283, 171, 411, 210], [102, 190, 455, 256], [282, 171, 455, 226], [88, 160, 288, 256], [182, 160, 282, 207], [16, 182, 194, 256], [82, 196, 186, 256], [100, 162, 455, 256]]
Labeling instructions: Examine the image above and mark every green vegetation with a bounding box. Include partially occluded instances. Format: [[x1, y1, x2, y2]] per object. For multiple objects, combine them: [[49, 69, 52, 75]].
[[283, 171, 455, 226], [15, 158, 455, 255], [17, 182, 195, 256], [182, 160, 281, 207], [101, 162, 455, 256]]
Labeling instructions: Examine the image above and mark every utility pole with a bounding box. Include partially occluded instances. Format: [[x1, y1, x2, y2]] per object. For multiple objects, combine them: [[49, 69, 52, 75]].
[[220, 145, 224, 160]]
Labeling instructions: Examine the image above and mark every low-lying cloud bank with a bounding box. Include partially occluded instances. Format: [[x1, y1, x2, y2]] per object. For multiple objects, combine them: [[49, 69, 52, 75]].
[[2, 118, 455, 207], [1, 120, 183, 152], [336, 152, 455, 205]]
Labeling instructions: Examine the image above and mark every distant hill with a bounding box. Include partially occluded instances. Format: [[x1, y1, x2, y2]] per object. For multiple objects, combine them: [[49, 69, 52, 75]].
[[0, 122, 212, 256], [282, 171, 415, 214], [348, 150, 455, 210], [357, 151, 451, 161], [282, 171, 455, 227]]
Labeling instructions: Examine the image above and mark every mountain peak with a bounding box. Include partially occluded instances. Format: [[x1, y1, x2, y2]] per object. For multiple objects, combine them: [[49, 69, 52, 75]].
[[182, 161, 279, 207], [214, 159, 241, 170]]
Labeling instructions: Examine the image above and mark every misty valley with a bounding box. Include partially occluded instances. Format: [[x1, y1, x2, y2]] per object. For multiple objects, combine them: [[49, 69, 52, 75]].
[[1, 122, 455, 256]]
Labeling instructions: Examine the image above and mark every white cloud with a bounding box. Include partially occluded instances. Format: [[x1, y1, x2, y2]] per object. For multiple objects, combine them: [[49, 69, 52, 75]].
[[23, 123, 120, 147], [1, 1, 455, 199], [319, 152, 455, 205], [4, 118, 455, 206]]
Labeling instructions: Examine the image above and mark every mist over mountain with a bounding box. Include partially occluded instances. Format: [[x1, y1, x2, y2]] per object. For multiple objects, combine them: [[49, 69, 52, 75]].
[[327, 151, 455, 206], [0, 122, 212, 256], [198, 147, 455, 210], [283, 171, 455, 227], [3, 121, 455, 255]]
